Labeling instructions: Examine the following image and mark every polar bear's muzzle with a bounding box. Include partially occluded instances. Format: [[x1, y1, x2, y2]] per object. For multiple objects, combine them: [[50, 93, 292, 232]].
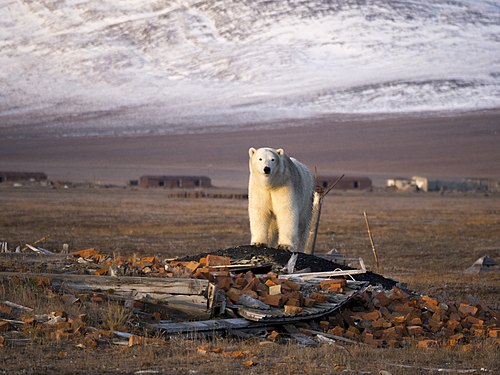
[[263, 166, 271, 175]]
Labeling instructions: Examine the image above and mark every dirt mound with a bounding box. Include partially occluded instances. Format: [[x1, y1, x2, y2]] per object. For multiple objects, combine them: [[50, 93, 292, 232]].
[[179, 245, 397, 289]]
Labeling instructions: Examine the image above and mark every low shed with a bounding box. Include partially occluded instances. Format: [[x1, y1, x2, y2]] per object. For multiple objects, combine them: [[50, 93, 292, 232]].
[[139, 175, 212, 189], [316, 176, 372, 191], [0, 171, 47, 183]]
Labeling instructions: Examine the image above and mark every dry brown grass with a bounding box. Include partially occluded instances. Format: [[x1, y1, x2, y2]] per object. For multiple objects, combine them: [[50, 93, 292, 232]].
[[0, 185, 499, 374]]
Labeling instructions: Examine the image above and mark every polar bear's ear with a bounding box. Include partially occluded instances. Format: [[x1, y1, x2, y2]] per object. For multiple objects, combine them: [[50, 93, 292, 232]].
[[276, 148, 285, 155], [249, 147, 256, 157]]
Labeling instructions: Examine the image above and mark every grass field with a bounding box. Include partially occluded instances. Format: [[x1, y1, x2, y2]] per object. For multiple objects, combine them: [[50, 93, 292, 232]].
[[0, 185, 499, 374]]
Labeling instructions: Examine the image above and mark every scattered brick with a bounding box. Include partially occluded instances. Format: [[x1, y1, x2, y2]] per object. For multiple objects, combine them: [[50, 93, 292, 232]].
[[0, 321, 11, 333], [311, 292, 328, 303], [206, 255, 230, 266], [226, 287, 243, 303], [458, 303, 478, 317], [284, 305, 302, 315], [268, 284, 282, 296]]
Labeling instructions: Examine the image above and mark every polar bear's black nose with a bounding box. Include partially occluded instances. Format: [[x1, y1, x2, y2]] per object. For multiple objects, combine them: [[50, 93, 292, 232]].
[[263, 166, 271, 174]]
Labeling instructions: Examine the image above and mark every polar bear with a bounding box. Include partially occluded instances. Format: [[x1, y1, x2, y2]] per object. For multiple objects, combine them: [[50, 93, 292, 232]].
[[248, 147, 314, 252]]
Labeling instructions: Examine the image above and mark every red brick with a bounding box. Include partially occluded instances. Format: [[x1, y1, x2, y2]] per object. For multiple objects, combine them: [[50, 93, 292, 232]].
[[417, 339, 438, 348], [319, 278, 346, 292], [345, 326, 361, 338], [206, 255, 230, 266], [0, 321, 10, 333], [390, 314, 406, 325], [311, 292, 328, 303], [372, 291, 391, 307], [284, 305, 302, 315], [372, 318, 392, 329], [0, 304, 13, 315], [241, 289, 258, 299], [407, 317, 422, 326], [215, 276, 232, 291], [362, 332, 383, 348], [389, 303, 415, 315], [303, 298, 316, 307], [244, 270, 255, 281], [319, 320, 330, 331], [356, 310, 381, 321], [381, 326, 401, 340], [261, 294, 284, 308], [284, 279, 301, 291], [407, 325, 424, 336], [226, 288, 242, 303], [465, 316, 484, 326], [458, 303, 478, 317], [268, 330, 281, 342], [391, 286, 410, 300], [265, 279, 277, 287], [286, 298, 301, 307], [328, 326, 345, 336], [429, 318, 443, 333], [488, 328, 499, 338]]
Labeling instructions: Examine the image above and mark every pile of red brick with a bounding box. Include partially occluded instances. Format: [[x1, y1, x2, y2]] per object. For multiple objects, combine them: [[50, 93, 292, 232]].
[[56, 249, 500, 350], [170, 254, 349, 315], [321, 286, 499, 349]]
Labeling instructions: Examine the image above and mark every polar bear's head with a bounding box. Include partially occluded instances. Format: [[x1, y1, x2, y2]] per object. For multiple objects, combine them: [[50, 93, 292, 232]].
[[248, 147, 285, 179]]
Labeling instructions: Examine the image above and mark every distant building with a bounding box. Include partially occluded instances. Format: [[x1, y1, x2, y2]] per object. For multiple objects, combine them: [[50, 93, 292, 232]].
[[139, 175, 212, 189], [386, 177, 415, 191], [387, 176, 500, 192], [0, 171, 47, 183], [316, 176, 372, 191]]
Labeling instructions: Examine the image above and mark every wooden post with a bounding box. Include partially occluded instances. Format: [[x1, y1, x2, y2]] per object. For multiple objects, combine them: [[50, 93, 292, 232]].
[[304, 191, 323, 254], [304, 175, 345, 255]]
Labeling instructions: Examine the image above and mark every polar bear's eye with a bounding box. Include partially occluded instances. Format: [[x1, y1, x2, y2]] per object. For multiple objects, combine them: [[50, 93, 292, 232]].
[[271, 159, 275, 161], [259, 158, 262, 161]]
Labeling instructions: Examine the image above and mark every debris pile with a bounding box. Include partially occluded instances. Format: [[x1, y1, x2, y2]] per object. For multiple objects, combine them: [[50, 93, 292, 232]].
[[321, 286, 499, 349], [0, 246, 498, 351]]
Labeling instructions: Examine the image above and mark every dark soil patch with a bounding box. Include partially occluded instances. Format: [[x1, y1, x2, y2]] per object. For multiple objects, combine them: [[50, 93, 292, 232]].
[[179, 245, 398, 289]]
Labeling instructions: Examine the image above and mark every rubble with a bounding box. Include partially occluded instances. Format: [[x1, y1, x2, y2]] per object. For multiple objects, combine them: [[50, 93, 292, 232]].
[[0, 246, 498, 351]]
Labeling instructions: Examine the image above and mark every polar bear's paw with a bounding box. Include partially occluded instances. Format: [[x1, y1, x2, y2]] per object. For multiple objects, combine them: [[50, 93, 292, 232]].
[[277, 244, 294, 252], [251, 242, 268, 248]]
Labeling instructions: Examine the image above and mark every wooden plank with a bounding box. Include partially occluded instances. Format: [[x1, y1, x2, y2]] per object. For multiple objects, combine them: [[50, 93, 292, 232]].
[[299, 328, 360, 345], [0, 272, 209, 295], [278, 263, 366, 280], [150, 318, 271, 334], [282, 324, 317, 346], [0, 271, 216, 320]]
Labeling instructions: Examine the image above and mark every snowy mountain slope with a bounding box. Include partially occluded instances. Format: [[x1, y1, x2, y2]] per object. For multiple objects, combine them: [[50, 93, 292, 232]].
[[0, 0, 499, 137]]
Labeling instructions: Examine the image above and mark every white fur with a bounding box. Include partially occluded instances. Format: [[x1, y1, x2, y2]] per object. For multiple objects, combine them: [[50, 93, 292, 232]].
[[248, 147, 314, 252]]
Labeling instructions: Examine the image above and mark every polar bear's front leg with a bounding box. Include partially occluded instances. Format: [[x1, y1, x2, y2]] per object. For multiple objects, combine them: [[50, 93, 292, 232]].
[[249, 194, 273, 247], [272, 190, 299, 252]]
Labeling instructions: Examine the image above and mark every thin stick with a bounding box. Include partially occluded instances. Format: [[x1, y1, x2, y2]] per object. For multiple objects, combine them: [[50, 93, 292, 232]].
[[322, 174, 345, 197], [21, 235, 49, 252], [363, 211, 379, 269]]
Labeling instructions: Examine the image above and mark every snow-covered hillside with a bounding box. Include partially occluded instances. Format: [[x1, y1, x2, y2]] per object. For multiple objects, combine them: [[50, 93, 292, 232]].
[[0, 0, 499, 137]]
